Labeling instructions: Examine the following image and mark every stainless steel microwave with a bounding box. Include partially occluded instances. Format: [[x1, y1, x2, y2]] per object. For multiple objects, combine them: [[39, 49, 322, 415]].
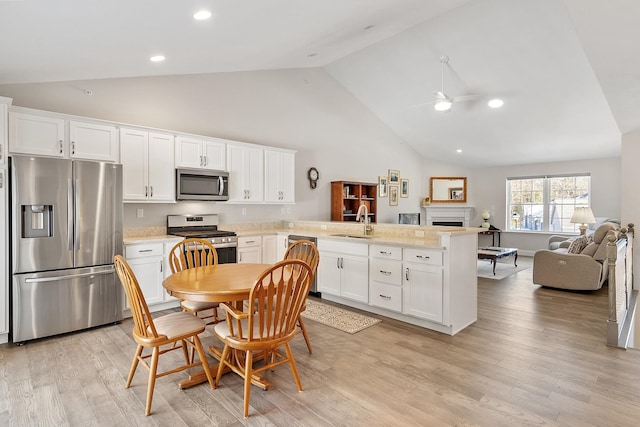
[[176, 168, 229, 201]]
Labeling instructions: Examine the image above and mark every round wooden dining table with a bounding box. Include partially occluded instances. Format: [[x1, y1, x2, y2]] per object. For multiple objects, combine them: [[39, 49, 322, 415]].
[[162, 263, 272, 389], [163, 263, 272, 305]]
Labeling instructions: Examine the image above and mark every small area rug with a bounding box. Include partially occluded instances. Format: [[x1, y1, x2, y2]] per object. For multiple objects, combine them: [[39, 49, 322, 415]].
[[477, 259, 530, 280], [301, 300, 381, 334]]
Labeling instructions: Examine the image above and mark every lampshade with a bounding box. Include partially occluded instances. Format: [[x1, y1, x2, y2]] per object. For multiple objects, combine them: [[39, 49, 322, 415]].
[[570, 207, 596, 225], [481, 210, 491, 220]]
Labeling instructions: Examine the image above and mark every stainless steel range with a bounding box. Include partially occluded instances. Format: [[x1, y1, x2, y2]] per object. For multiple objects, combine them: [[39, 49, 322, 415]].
[[167, 214, 237, 264]]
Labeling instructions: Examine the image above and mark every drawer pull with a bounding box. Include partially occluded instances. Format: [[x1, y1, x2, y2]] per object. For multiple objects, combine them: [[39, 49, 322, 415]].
[[379, 294, 391, 300], [138, 249, 153, 253], [416, 255, 430, 259], [379, 270, 391, 275], [379, 251, 391, 255]]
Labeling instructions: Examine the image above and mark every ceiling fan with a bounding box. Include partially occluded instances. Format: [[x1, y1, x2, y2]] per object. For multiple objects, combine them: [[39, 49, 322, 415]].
[[414, 55, 483, 112]]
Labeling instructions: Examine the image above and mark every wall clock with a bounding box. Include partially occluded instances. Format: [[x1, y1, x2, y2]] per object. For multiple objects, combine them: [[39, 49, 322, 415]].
[[308, 167, 319, 189]]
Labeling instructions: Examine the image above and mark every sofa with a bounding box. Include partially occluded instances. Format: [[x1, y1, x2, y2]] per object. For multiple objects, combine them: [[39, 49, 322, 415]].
[[532, 221, 620, 290]]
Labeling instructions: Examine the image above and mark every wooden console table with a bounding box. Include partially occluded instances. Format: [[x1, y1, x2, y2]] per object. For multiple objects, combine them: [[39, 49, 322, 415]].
[[479, 229, 501, 246]]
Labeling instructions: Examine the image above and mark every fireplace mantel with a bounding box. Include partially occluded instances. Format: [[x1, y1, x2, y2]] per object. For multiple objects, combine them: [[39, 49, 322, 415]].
[[423, 206, 474, 227]]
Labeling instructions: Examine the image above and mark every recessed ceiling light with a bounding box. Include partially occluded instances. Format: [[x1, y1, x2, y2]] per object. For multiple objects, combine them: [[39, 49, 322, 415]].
[[457, 149, 462, 153], [488, 98, 504, 108], [150, 55, 165, 62], [193, 10, 212, 20]]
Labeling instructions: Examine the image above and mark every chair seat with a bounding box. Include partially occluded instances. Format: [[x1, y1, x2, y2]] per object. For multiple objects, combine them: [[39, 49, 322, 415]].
[[214, 317, 258, 340], [151, 311, 206, 339], [181, 300, 219, 311]]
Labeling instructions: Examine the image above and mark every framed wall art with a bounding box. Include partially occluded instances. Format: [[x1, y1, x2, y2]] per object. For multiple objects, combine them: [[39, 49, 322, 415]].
[[389, 185, 399, 206], [388, 169, 400, 184], [378, 176, 388, 197], [400, 179, 409, 198]]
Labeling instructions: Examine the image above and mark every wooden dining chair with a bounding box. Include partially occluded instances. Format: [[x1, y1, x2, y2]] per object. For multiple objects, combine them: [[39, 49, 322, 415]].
[[214, 259, 313, 418], [283, 239, 319, 353], [168, 238, 220, 325], [113, 255, 215, 416]]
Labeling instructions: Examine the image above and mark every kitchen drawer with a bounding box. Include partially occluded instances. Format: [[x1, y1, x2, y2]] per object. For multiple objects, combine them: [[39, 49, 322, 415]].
[[403, 248, 443, 266], [369, 281, 402, 312], [369, 244, 402, 260], [238, 235, 262, 247], [369, 258, 402, 285], [125, 243, 163, 259]]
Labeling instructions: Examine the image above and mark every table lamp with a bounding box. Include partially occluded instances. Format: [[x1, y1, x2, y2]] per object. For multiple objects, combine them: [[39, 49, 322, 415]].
[[481, 210, 491, 229], [570, 207, 596, 235]]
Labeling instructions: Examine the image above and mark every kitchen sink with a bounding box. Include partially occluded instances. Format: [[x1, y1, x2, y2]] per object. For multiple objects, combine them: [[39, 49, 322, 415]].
[[329, 233, 372, 239]]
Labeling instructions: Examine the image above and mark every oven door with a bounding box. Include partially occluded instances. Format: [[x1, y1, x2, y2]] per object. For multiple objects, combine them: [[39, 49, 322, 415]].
[[214, 244, 237, 264]]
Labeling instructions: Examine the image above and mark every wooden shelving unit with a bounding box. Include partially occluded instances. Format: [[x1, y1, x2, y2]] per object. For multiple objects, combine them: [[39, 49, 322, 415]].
[[331, 181, 377, 223]]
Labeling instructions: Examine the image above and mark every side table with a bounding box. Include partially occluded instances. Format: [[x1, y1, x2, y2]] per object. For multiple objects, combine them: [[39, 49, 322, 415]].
[[479, 229, 501, 246]]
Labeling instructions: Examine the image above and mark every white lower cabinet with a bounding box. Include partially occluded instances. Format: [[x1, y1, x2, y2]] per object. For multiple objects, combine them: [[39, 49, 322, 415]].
[[402, 248, 444, 323], [318, 239, 369, 303], [124, 237, 182, 312], [238, 235, 262, 264], [262, 235, 278, 264], [124, 243, 165, 306], [277, 234, 289, 260]]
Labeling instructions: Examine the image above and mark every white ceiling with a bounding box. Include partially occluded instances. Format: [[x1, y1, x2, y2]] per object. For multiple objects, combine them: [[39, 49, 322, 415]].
[[1, 0, 637, 168]]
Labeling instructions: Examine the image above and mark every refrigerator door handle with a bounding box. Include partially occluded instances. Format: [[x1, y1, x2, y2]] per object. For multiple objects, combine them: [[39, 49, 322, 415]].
[[74, 178, 80, 249], [67, 178, 74, 250], [24, 268, 115, 283]]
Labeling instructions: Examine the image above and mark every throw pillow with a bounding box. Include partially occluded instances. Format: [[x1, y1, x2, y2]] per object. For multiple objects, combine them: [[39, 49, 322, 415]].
[[580, 242, 598, 257], [567, 235, 589, 254]]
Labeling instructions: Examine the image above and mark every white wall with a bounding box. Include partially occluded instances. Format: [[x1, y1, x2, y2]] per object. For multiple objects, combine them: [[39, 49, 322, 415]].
[[0, 68, 429, 227], [622, 131, 640, 289], [469, 157, 621, 252]]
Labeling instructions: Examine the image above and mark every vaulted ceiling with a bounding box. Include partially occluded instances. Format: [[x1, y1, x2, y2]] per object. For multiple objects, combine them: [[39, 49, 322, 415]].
[[1, 0, 637, 168]]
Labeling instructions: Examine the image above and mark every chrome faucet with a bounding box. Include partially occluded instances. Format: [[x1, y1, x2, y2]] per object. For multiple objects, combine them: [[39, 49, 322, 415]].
[[356, 204, 373, 235]]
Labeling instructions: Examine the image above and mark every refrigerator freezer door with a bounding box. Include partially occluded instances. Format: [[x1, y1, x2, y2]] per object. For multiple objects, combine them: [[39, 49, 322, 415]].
[[11, 156, 73, 273], [73, 161, 123, 268], [12, 266, 123, 343]]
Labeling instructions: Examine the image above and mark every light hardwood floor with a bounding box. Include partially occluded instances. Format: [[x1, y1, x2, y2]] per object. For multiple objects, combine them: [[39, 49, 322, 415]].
[[2, 257, 640, 426]]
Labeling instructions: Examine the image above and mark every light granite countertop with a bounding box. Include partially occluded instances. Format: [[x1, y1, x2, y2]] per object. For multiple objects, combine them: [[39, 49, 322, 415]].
[[123, 220, 482, 249]]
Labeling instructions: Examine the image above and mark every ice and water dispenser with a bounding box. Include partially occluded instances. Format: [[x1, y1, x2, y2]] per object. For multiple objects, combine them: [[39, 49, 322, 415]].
[[21, 205, 53, 238]]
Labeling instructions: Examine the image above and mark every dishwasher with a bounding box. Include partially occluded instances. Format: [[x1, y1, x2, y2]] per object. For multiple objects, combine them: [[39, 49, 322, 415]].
[[287, 235, 319, 297]]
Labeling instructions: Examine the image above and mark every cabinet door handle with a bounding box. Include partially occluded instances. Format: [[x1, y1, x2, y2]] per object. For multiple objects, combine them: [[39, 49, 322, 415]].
[[72, 141, 75, 155], [340, 257, 344, 269], [160, 260, 163, 273], [405, 267, 409, 281], [245, 240, 255, 244], [150, 186, 153, 197], [380, 270, 391, 276], [59, 140, 64, 154], [145, 186, 148, 197], [379, 294, 391, 300]]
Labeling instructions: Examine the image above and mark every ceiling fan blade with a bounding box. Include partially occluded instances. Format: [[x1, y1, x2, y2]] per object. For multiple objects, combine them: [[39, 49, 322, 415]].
[[407, 101, 434, 108], [452, 94, 483, 102]]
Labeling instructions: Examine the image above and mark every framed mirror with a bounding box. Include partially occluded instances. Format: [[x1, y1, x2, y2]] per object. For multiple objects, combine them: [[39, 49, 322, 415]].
[[430, 176, 467, 203]]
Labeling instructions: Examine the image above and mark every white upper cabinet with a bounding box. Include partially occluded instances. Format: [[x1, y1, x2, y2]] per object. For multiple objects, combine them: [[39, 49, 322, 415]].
[[9, 109, 118, 162], [69, 120, 118, 162], [227, 143, 264, 203], [175, 135, 226, 170], [120, 128, 175, 202], [9, 111, 65, 157], [264, 149, 295, 203]]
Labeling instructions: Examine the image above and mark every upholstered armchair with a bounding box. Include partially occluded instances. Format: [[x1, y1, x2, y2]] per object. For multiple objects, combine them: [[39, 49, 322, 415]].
[[533, 221, 620, 290]]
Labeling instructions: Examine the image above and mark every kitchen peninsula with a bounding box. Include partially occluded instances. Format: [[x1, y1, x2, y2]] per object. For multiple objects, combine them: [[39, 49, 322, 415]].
[[126, 221, 479, 335]]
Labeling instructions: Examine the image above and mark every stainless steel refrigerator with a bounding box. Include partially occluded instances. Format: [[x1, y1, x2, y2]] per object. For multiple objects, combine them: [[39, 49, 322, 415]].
[[10, 155, 123, 343]]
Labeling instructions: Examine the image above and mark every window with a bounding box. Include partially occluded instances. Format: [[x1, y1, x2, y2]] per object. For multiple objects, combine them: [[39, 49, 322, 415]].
[[507, 174, 591, 232]]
